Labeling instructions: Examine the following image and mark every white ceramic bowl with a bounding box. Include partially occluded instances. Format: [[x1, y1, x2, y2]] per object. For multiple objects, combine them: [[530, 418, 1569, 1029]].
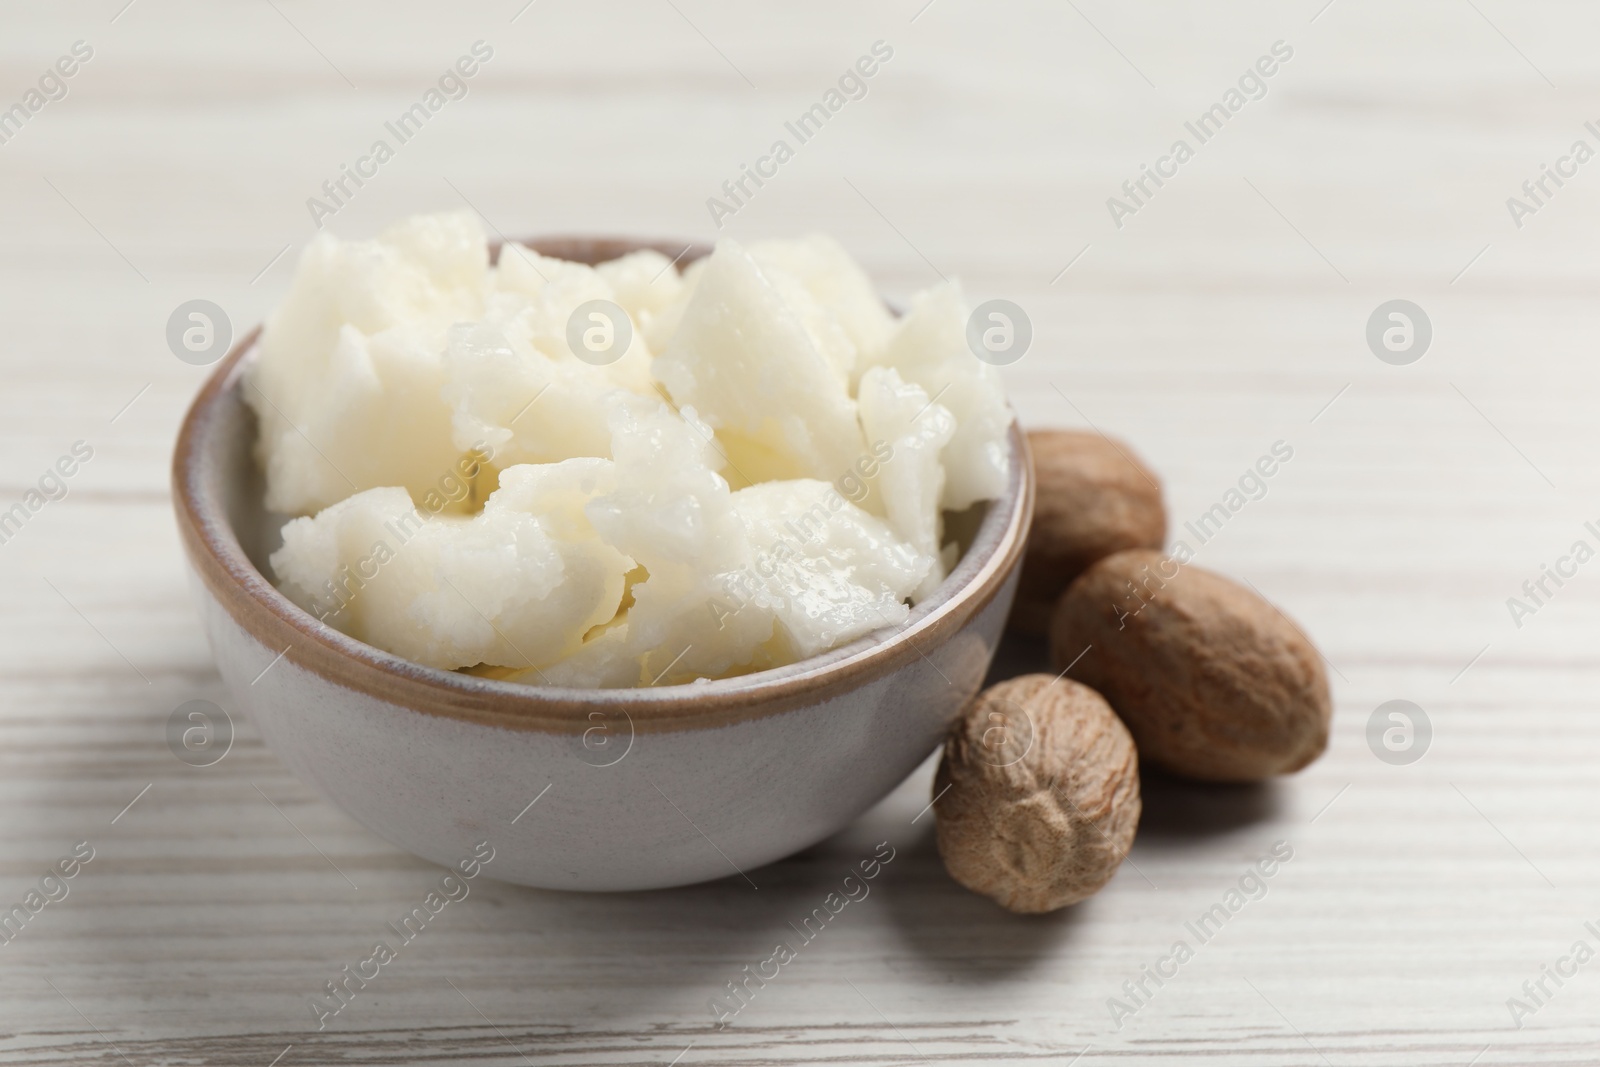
[[172, 237, 1035, 891]]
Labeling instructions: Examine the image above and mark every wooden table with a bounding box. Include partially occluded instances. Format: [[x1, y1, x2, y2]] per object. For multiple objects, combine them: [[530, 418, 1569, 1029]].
[[3, 1, 1597, 1062]]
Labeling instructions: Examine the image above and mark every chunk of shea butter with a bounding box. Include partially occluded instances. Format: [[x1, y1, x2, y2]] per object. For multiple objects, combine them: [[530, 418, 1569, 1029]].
[[869, 281, 1012, 510], [246, 211, 490, 517], [596, 248, 687, 326], [749, 255, 857, 391], [857, 365, 957, 602], [530, 471, 932, 689], [270, 459, 632, 671], [728, 479, 931, 662], [653, 240, 867, 486], [642, 255, 708, 355], [533, 619, 642, 689], [442, 322, 655, 470], [749, 234, 897, 382], [577, 402, 774, 686], [491, 243, 655, 395]]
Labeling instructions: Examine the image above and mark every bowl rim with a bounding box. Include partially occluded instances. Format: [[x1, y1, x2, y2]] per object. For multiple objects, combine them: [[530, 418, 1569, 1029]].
[[171, 235, 1035, 736]]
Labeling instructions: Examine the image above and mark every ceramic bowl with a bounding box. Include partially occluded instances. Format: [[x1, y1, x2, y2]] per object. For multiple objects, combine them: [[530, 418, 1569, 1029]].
[[171, 236, 1035, 891]]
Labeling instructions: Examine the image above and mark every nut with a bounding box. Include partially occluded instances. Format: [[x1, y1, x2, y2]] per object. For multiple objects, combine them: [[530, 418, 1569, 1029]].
[[934, 674, 1141, 914], [1010, 429, 1166, 635], [1049, 549, 1330, 782]]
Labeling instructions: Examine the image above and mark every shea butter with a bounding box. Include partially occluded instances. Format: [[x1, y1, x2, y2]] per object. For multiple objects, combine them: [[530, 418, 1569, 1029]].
[[249, 213, 1011, 686]]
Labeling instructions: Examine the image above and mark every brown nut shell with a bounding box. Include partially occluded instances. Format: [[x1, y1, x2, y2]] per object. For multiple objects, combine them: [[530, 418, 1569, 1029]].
[[1049, 549, 1330, 783], [1010, 430, 1166, 635], [933, 674, 1140, 914]]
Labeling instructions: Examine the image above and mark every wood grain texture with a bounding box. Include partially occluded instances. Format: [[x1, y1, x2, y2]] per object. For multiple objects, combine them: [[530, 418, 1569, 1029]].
[[3, 0, 1600, 1063]]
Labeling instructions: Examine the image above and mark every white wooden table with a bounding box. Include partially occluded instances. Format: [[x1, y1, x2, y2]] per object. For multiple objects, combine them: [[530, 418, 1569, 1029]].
[[3, 1, 1598, 1062]]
